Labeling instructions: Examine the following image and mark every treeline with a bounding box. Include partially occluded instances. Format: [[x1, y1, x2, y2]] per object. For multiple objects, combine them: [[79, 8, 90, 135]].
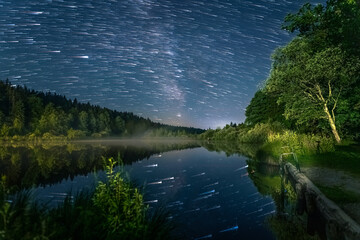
[[202, 0, 360, 144], [0, 80, 204, 139]]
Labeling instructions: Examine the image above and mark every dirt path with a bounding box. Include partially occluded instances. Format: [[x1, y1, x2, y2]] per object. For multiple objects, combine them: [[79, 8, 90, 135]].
[[301, 167, 360, 195], [301, 167, 360, 224]]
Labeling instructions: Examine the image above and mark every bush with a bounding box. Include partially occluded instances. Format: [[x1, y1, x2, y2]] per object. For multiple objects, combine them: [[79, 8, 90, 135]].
[[93, 158, 147, 239], [91, 132, 103, 138], [0, 157, 173, 240], [238, 122, 285, 143], [268, 131, 335, 155], [67, 129, 86, 140]]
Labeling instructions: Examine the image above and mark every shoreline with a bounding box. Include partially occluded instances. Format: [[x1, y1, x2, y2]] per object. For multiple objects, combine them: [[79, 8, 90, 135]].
[[284, 162, 360, 240]]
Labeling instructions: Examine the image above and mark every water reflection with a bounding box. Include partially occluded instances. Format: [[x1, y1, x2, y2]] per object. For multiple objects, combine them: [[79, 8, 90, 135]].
[[203, 142, 322, 240], [127, 147, 275, 239], [0, 140, 200, 189], [0, 140, 321, 239], [245, 150, 322, 240]]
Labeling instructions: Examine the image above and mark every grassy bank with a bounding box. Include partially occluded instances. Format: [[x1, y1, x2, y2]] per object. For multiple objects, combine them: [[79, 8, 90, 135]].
[[200, 123, 360, 178], [200, 122, 338, 162], [317, 185, 360, 204], [0, 157, 173, 240], [297, 144, 360, 177], [201, 123, 360, 209]]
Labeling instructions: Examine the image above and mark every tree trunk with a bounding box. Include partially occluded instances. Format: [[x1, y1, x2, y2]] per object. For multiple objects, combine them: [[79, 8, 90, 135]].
[[324, 104, 341, 143]]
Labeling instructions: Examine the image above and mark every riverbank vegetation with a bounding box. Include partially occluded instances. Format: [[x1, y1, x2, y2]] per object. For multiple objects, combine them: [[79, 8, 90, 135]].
[[201, 0, 360, 157], [0, 80, 204, 141], [200, 122, 335, 156], [0, 157, 173, 240], [298, 144, 360, 176]]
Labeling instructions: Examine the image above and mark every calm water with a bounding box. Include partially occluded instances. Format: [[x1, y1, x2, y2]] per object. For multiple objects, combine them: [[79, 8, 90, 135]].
[[127, 148, 276, 239], [1, 140, 293, 239]]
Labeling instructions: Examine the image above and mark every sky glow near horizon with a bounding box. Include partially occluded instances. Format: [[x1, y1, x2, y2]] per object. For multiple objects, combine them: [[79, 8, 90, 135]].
[[0, 0, 321, 129]]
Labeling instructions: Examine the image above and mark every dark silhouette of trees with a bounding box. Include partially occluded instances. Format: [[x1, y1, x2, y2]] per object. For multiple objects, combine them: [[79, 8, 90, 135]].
[[0, 80, 204, 138]]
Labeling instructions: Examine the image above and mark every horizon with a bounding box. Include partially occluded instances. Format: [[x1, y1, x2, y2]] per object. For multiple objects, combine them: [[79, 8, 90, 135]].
[[0, 0, 321, 129]]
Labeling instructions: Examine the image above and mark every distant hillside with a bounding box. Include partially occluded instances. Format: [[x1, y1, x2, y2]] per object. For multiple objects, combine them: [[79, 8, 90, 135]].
[[0, 79, 204, 138]]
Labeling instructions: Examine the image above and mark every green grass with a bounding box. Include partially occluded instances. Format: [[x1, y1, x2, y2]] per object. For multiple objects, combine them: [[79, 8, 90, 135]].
[[298, 144, 360, 177], [317, 185, 360, 204], [267, 215, 321, 240]]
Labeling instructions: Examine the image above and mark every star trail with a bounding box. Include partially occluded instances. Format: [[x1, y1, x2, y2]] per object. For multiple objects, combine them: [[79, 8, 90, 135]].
[[0, 0, 319, 129]]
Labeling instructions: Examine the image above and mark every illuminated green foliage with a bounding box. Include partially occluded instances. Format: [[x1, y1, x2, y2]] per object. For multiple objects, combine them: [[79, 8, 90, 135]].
[[244, 0, 360, 142]]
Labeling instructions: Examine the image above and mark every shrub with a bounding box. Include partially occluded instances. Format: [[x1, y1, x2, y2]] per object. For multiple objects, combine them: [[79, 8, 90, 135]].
[[268, 131, 335, 155], [239, 122, 284, 143], [0, 157, 173, 240], [91, 132, 102, 138], [67, 128, 86, 140], [93, 157, 147, 239]]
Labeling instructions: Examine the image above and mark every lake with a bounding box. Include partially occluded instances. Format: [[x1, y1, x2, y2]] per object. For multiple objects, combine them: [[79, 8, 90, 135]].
[[0, 139, 304, 239]]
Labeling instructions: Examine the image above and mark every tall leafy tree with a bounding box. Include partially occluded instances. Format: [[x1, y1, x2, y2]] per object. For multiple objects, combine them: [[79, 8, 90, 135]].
[[12, 100, 25, 134], [114, 116, 125, 134], [283, 0, 360, 55], [37, 103, 70, 135], [245, 89, 285, 126], [256, 0, 360, 142], [0, 111, 4, 127], [78, 111, 89, 133], [27, 95, 43, 131], [98, 111, 111, 134], [267, 39, 360, 142]]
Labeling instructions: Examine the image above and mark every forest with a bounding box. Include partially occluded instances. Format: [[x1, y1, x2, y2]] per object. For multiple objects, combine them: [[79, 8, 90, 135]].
[[0, 80, 204, 140], [1, 1, 359, 239], [202, 0, 360, 145]]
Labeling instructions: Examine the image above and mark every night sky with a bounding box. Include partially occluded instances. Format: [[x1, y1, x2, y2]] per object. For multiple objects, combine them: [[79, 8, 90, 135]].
[[0, 0, 319, 129]]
